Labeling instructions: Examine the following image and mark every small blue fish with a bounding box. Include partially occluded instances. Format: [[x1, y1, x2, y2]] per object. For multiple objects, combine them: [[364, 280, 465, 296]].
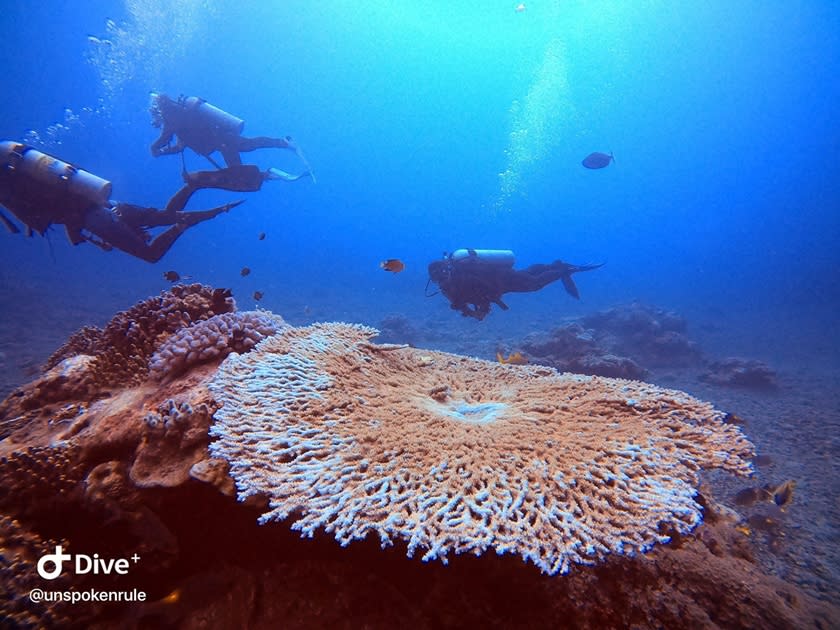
[[582, 151, 615, 169]]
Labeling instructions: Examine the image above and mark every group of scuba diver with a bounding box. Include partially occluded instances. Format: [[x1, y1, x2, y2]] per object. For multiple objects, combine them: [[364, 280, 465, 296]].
[[0, 94, 602, 321]]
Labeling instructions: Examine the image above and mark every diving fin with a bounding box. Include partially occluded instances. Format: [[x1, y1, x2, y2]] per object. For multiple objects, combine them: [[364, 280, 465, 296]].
[[267, 167, 314, 183], [0, 210, 20, 234], [293, 145, 317, 184], [560, 262, 605, 299], [560, 275, 580, 299]]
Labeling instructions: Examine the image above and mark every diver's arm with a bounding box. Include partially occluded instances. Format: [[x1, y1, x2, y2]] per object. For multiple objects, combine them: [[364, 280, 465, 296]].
[[64, 223, 86, 245], [150, 127, 181, 156], [491, 297, 509, 310], [84, 232, 114, 251]]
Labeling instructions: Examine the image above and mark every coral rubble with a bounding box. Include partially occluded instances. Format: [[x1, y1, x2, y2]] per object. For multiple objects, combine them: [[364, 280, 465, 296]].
[[700, 357, 778, 389], [521, 322, 648, 379]]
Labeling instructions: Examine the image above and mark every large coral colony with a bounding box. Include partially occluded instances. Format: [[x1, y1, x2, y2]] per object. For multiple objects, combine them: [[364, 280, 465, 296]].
[[0, 285, 833, 626]]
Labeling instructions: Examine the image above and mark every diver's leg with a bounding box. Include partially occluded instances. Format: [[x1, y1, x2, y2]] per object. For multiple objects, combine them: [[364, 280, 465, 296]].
[[163, 181, 244, 225], [174, 200, 243, 226], [237, 136, 293, 152], [179, 166, 264, 196], [504, 262, 594, 295], [220, 146, 243, 168], [501, 267, 561, 293], [116, 203, 178, 227], [82, 206, 162, 262], [140, 224, 191, 263], [165, 184, 196, 215]]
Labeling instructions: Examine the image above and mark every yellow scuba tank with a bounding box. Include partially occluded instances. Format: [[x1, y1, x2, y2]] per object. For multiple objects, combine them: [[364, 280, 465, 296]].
[[450, 249, 515, 267], [0, 141, 112, 206]]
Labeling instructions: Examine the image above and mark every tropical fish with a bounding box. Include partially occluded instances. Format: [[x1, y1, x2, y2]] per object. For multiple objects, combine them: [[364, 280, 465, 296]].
[[253, 291, 264, 301], [582, 152, 615, 169], [210, 288, 233, 313], [240, 267, 251, 277], [723, 412, 746, 425], [258, 232, 266, 241], [753, 454, 773, 467], [771, 480, 796, 508], [733, 479, 796, 509], [163, 271, 180, 282], [733, 486, 771, 506], [496, 351, 529, 365], [380, 259, 405, 273]]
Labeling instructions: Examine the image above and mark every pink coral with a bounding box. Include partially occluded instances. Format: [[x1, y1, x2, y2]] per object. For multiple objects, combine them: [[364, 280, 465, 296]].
[[148, 310, 286, 382], [43, 284, 236, 389]]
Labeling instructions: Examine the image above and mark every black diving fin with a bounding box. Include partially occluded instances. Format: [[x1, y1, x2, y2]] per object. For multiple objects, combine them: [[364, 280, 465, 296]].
[[560, 262, 605, 299]]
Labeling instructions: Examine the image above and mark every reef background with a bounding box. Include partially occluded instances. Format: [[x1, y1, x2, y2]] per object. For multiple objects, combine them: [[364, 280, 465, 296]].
[[1, 0, 838, 621]]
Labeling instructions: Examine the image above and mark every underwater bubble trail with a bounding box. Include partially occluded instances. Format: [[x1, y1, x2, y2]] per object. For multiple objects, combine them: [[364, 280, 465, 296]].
[[492, 37, 575, 214]]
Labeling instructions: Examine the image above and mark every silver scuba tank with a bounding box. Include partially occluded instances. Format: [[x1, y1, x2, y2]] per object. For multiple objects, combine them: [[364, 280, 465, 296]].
[[0, 141, 113, 206], [450, 249, 515, 267], [183, 97, 245, 135]]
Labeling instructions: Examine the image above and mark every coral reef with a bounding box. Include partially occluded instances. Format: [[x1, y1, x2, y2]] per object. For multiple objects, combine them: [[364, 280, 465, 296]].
[[148, 310, 286, 382], [0, 445, 84, 519], [0, 289, 835, 627], [0, 516, 82, 628], [208, 323, 754, 575], [132, 394, 218, 488], [521, 322, 648, 379], [580, 302, 704, 367], [700, 357, 778, 389], [8, 355, 99, 413], [43, 283, 235, 391]]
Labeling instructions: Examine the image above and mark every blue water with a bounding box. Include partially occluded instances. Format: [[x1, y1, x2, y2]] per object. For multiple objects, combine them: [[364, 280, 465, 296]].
[[2, 2, 840, 617], [1, 0, 838, 365]]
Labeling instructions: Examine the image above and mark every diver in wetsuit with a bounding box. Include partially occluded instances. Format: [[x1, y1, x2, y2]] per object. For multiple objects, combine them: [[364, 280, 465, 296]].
[[0, 141, 241, 263], [149, 93, 313, 182], [427, 249, 603, 321]]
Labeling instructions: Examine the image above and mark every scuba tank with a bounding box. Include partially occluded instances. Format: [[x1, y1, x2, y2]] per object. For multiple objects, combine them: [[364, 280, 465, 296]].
[[450, 249, 515, 267], [0, 141, 112, 206], [182, 96, 245, 136]]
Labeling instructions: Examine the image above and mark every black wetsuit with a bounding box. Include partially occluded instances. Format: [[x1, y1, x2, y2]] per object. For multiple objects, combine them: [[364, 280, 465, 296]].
[[0, 146, 238, 263], [428, 256, 603, 320], [150, 95, 293, 167]]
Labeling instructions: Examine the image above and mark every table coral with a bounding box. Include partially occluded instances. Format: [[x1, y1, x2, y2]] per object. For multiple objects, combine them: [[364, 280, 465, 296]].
[[208, 323, 755, 575]]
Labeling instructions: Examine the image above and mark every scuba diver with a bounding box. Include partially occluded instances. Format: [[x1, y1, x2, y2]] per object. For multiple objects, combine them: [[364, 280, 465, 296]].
[[0, 141, 242, 263], [148, 93, 314, 182], [427, 249, 603, 321]]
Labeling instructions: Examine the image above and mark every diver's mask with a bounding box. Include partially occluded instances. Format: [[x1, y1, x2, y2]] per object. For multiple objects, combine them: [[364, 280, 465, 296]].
[[424, 255, 454, 296]]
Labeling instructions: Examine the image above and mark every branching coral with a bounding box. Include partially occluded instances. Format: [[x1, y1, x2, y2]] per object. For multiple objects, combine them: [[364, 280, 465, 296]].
[[208, 323, 754, 574]]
